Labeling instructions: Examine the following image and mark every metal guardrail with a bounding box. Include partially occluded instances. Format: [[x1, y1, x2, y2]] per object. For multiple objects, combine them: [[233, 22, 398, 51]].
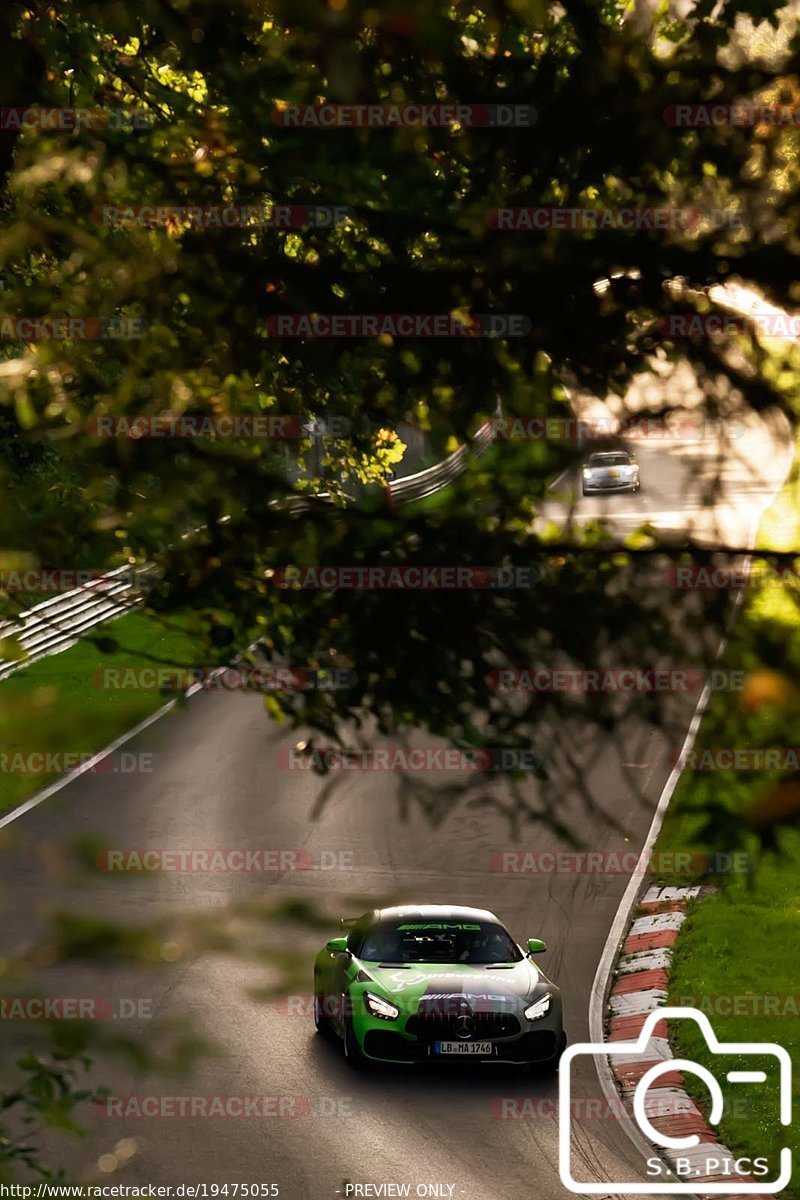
[[387, 420, 495, 504], [2, 279, 789, 679], [0, 566, 150, 681], [279, 420, 495, 513], [0, 421, 497, 677]]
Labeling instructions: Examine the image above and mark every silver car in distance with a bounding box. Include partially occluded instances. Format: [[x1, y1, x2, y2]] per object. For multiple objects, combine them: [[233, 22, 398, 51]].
[[581, 451, 640, 495]]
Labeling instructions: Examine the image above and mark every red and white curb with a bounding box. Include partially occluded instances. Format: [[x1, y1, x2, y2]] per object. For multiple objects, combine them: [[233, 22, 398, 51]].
[[606, 884, 756, 1196]]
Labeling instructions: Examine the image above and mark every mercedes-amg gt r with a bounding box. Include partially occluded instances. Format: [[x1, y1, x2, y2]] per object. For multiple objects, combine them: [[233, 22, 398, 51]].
[[313, 904, 565, 1070]]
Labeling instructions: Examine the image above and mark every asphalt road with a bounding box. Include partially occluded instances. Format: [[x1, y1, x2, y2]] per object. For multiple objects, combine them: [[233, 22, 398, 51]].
[[541, 373, 793, 548], [0, 396, 794, 1200]]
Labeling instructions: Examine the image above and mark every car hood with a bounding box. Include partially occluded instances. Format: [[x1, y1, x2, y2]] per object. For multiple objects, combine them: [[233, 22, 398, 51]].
[[357, 960, 545, 1011], [586, 462, 635, 477]]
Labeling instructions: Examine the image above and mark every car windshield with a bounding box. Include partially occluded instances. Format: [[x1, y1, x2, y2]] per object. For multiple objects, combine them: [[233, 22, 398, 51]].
[[587, 453, 631, 467], [353, 919, 523, 965]]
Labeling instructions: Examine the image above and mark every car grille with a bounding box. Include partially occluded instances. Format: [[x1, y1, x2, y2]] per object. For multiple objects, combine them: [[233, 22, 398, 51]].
[[494, 1031, 558, 1062], [362, 1029, 558, 1064], [405, 1009, 521, 1041], [363, 1031, 429, 1062]]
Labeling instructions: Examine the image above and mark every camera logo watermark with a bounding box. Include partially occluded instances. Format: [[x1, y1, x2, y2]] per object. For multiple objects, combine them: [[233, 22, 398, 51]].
[[559, 1007, 792, 1193]]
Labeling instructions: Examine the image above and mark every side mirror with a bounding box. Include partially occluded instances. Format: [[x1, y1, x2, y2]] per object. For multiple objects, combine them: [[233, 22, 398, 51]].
[[527, 937, 547, 955], [325, 936, 349, 954]]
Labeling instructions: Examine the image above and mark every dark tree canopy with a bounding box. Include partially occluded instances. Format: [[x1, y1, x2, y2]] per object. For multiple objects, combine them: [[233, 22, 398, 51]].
[[0, 0, 798, 768]]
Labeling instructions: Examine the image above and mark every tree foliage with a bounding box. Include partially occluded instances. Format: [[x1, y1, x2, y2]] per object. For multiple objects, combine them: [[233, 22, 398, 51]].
[[0, 0, 797, 793], [2, 0, 800, 1181]]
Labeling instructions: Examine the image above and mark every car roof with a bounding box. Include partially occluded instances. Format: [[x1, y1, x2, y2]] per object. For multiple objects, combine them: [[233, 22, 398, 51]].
[[589, 451, 631, 460], [371, 904, 501, 924]]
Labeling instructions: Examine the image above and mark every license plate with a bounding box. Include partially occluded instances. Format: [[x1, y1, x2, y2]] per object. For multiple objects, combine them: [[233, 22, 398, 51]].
[[434, 1041, 493, 1055]]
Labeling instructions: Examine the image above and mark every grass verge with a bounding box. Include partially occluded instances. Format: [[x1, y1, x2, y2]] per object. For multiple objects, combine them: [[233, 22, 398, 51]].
[[0, 610, 213, 814], [649, 437, 800, 1196], [666, 849, 800, 1193]]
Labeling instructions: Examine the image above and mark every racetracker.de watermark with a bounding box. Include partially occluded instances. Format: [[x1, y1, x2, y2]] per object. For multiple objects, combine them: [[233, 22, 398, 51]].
[[0, 996, 154, 1020], [490, 850, 750, 875], [0, 106, 152, 131], [491, 415, 742, 441], [91, 666, 355, 692], [0, 568, 147, 593], [0, 317, 146, 340], [0, 751, 154, 775], [93, 205, 352, 230], [265, 314, 530, 338], [272, 565, 538, 589], [488, 668, 745, 693], [491, 1095, 755, 1119], [95, 848, 355, 872], [666, 563, 799, 589], [280, 746, 546, 772], [277, 992, 529, 1019], [87, 415, 351, 439], [664, 103, 800, 127], [659, 313, 800, 339], [270, 103, 537, 128], [95, 1095, 354, 1118], [487, 207, 742, 232], [673, 994, 800, 1017], [672, 747, 800, 771]]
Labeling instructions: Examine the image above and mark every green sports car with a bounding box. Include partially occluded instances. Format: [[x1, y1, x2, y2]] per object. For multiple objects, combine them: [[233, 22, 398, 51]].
[[313, 904, 565, 1069]]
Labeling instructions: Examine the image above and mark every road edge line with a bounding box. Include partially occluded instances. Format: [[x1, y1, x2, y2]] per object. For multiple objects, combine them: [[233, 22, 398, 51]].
[[0, 698, 181, 831], [585, 417, 796, 1193], [586, 676, 713, 1197], [0, 644, 261, 832], [585, 537, 769, 1197]]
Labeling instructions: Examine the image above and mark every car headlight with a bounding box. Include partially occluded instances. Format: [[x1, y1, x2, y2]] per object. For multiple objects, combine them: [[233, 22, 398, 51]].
[[364, 991, 399, 1020], [582, 467, 593, 476], [524, 992, 552, 1021]]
